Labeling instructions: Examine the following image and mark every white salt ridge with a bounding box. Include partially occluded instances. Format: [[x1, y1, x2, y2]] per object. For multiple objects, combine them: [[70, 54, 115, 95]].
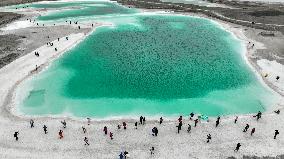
[[257, 59, 284, 95], [0, 20, 34, 31]]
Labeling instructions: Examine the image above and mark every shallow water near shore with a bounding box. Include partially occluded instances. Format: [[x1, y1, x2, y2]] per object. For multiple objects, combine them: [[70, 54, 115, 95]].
[[14, 1, 277, 118]]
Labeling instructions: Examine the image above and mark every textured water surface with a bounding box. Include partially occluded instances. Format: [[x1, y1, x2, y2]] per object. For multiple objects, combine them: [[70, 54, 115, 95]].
[[15, 2, 276, 118]]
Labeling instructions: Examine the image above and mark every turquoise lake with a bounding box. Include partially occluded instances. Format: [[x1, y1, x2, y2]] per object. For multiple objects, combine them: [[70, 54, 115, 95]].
[[15, 1, 276, 118]]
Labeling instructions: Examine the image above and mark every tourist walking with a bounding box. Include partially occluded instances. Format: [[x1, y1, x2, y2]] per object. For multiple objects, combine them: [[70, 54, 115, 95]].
[[110, 132, 113, 140], [135, 122, 138, 129], [117, 125, 121, 129], [119, 152, 124, 159], [124, 151, 129, 159], [274, 130, 279, 139], [177, 122, 182, 133], [43, 125, 47, 134], [160, 117, 163, 124], [194, 119, 198, 127], [103, 126, 108, 135], [87, 118, 91, 125], [178, 116, 183, 125], [14, 132, 19, 141], [84, 137, 89, 146], [59, 130, 63, 139], [243, 124, 249, 132], [234, 116, 238, 124], [274, 110, 280, 114], [251, 128, 255, 136], [207, 134, 211, 143], [150, 147, 155, 155], [187, 124, 191, 133], [234, 143, 241, 152], [152, 127, 158, 136], [143, 117, 146, 125], [190, 112, 194, 120], [30, 119, 34, 128], [216, 116, 220, 127], [61, 120, 66, 128], [123, 122, 127, 129], [140, 116, 143, 125], [82, 126, 86, 133], [254, 111, 262, 120]]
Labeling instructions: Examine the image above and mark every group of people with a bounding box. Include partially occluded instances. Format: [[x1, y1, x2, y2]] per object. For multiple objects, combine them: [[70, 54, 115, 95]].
[[12, 110, 281, 157]]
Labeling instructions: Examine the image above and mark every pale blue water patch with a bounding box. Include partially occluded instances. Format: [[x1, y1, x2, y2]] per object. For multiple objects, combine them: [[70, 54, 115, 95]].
[[34, 1, 136, 21], [16, 14, 277, 118]]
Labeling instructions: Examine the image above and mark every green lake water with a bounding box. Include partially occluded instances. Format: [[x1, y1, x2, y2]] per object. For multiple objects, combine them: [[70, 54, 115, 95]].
[[15, 1, 277, 118]]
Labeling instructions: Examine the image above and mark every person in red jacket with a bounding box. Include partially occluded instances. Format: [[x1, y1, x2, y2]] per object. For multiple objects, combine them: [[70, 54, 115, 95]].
[[59, 130, 63, 139]]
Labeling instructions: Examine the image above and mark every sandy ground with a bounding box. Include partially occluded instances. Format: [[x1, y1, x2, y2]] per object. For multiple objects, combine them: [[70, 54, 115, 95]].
[[0, 1, 284, 159]]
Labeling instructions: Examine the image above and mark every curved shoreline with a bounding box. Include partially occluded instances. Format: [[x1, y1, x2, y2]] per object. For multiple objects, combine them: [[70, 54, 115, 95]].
[[0, 9, 282, 121], [1, 2, 284, 159]]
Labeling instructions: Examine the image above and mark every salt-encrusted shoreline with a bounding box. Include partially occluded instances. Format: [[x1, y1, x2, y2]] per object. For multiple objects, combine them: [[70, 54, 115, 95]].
[[0, 1, 284, 158]]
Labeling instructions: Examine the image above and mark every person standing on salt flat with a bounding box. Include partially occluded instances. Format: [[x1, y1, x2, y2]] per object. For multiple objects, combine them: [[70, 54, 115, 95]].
[[207, 134, 212, 143], [274, 110, 280, 114], [190, 112, 194, 120], [187, 124, 191, 133], [216, 116, 220, 127], [110, 132, 113, 140], [274, 130, 279, 139], [160, 117, 163, 124], [124, 151, 129, 159], [59, 130, 63, 139], [234, 143, 241, 152], [30, 119, 34, 128], [178, 116, 183, 125], [139, 116, 143, 125], [152, 127, 158, 136], [251, 128, 256, 136], [14, 132, 19, 141], [43, 125, 47, 134], [123, 122, 127, 129], [253, 111, 262, 121], [82, 126, 86, 134], [61, 120, 66, 128], [143, 117, 146, 125], [87, 118, 91, 125], [135, 122, 138, 129], [84, 137, 89, 146], [119, 152, 124, 159], [150, 147, 155, 155], [194, 119, 198, 127], [103, 126, 108, 135], [243, 124, 249, 132], [177, 121, 182, 134], [234, 116, 238, 124]]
